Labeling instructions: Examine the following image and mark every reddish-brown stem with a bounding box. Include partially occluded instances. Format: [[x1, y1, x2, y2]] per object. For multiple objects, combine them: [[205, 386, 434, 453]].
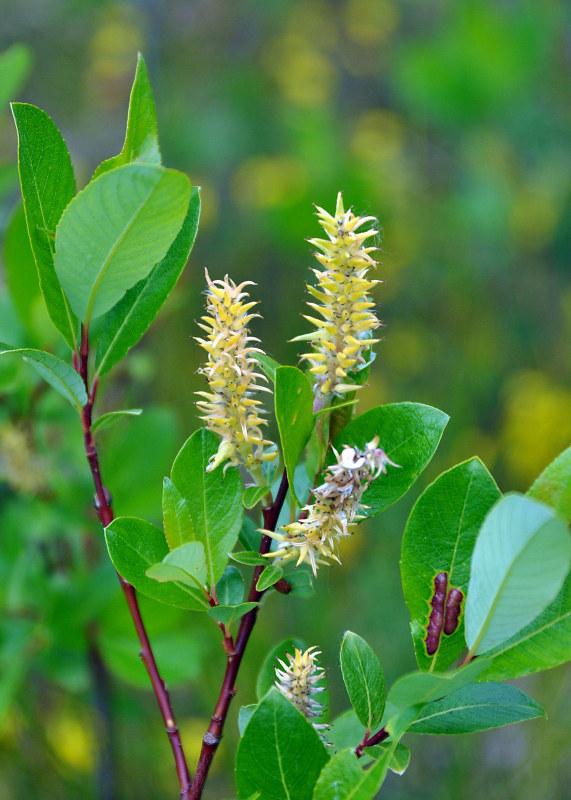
[[78, 325, 191, 799], [189, 469, 289, 800], [355, 727, 390, 759]]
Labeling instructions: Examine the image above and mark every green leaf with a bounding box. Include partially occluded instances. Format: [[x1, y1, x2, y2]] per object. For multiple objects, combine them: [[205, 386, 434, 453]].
[[93, 53, 160, 178], [2, 202, 43, 338], [207, 602, 257, 627], [0, 44, 32, 109], [238, 704, 257, 735], [385, 659, 489, 736], [11, 102, 78, 348], [216, 567, 244, 606], [0, 343, 87, 409], [54, 163, 190, 323], [91, 408, 142, 433], [465, 494, 571, 655], [253, 352, 281, 382], [275, 366, 315, 507], [408, 682, 544, 735], [340, 632, 385, 731], [400, 458, 501, 670], [257, 637, 306, 700], [230, 551, 267, 566], [528, 447, 571, 523], [243, 485, 271, 509], [236, 688, 328, 800], [146, 542, 207, 591], [94, 187, 200, 376], [478, 573, 571, 681], [369, 742, 410, 775], [104, 517, 208, 610], [312, 745, 395, 800], [238, 517, 263, 552], [331, 403, 449, 517], [161, 477, 194, 551], [170, 429, 243, 588], [256, 565, 283, 591], [286, 570, 314, 598]]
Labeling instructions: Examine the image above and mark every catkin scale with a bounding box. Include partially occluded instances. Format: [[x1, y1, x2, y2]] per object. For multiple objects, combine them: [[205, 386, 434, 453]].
[[425, 572, 447, 655]]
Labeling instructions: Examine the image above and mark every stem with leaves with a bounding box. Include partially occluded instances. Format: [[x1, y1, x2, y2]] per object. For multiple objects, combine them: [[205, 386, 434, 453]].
[[77, 326, 192, 799], [189, 469, 289, 800]]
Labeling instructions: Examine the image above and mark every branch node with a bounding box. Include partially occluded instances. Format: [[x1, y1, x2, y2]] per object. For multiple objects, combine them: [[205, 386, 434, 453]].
[[203, 732, 220, 747]]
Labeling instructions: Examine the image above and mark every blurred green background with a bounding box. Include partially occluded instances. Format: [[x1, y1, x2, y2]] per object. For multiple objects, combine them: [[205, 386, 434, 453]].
[[0, 0, 569, 798]]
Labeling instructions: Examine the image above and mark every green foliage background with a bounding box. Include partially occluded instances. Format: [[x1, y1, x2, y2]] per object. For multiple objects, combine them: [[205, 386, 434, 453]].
[[0, 1, 569, 798]]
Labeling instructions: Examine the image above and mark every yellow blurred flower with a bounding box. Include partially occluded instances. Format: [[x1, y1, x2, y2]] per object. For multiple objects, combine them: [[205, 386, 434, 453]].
[[231, 156, 307, 211]]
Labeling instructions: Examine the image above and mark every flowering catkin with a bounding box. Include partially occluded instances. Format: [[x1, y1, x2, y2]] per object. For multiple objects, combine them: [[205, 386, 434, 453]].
[[195, 271, 276, 473], [274, 646, 328, 735], [296, 192, 381, 404], [266, 437, 397, 575]]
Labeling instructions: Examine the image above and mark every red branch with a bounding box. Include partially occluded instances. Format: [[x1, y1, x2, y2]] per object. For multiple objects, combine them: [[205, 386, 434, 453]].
[[78, 326, 191, 799], [188, 469, 289, 800]]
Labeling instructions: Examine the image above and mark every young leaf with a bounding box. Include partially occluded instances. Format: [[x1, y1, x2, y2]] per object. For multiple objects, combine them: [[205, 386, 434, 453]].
[[253, 352, 281, 382], [478, 572, 570, 681], [313, 745, 395, 800], [91, 408, 143, 433], [207, 602, 258, 627], [93, 53, 160, 178], [465, 494, 571, 655], [256, 565, 283, 592], [401, 458, 501, 671], [235, 688, 328, 800], [340, 631, 385, 731], [0, 343, 87, 409], [528, 447, 571, 523], [274, 366, 315, 507], [11, 102, 78, 348], [94, 187, 200, 376], [256, 637, 306, 700], [331, 402, 449, 517], [0, 44, 32, 109], [170, 429, 243, 587], [54, 163, 190, 323], [104, 517, 208, 610], [230, 551, 267, 566], [243, 485, 270, 509], [408, 682, 544, 735], [216, 567, 244, 606], [147, 542, 207, 590], [162, 477, 194, 551]]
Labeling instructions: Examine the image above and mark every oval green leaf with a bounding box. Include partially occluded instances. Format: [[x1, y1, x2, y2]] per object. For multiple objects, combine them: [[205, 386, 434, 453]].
[[162, 476, 194, 551], [275, 366, 315, 507], [0, 343, 87, 409], [216, 566, 244, 606], [340, 631, 385, 731], [528, 446, 571, 523], [91, 408, 142, 433], [256, 565, 283, 592], [465, 493, 571, 655], [54, 163, 190, 323]]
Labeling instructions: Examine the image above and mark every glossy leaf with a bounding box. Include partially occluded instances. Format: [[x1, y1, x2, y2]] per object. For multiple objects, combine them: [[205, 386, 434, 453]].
[[408, 682, 544, 735], [479, 573, 570, 681], [340, 631, 385, 731], [0, 44, 32, 109], [401, 458, 501, 670], [331, 403, 449, 517], [243, 485, 270, 509], [94, 187, 200, 376], [528, 447, 571, 523], [104, 517, 208, 610], [12, 102, 77, 348], [275, 366, 315, 506], [256, 565, 283, 591], [91, 408, 142, 433], [54, 163, 190, 323], [207, 602, 258, 627], [170, 429, 243, 587], [465, 494, 571, 655], [93, 53, 160, 178], [146, 542, 207, 591], [238, 517, 263, 552], [161, 477, 194, 551], [256, 637, 306, 700], [253, 352, 281, 382], [230, 551, 267, 566], [0, 343, 87, 409], [216, 567, 244, 606], [313, 745, 395, 800], [235, 688, 328, 800]]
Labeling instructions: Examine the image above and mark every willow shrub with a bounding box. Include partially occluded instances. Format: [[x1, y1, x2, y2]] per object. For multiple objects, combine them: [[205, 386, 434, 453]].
[[2, 53, 570, 800]]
